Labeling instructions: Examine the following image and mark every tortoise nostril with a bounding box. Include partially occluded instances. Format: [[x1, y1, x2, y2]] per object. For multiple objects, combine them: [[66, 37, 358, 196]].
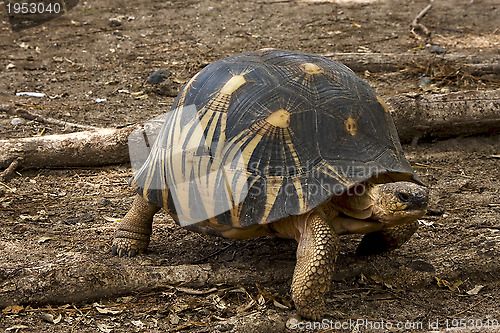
[[397, 192, 411, 203]]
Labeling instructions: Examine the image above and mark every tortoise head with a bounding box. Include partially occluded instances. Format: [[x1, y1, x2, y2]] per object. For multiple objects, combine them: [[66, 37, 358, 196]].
[[331, 181, 429, 234], [366, 181, 429, 226]]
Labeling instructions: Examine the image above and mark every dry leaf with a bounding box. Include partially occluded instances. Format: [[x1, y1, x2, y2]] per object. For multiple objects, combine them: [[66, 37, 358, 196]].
[[6, 325, 29, 331], [466, 284, 485, 295], [53, 313, 62, 324], [273, 299, 290, 310], [95, 307, 122, 315], [208, 294, 227, 310], [2, 305, 23, 314], [176, 287, 217, 295], [236, 299, 256, 313], [228, 287, 247, 294], [435, 277, 463, 291], [40, 312, 61, 324], [96, 323, 113, 333], [102, 216, 122, 222], [38, 236, 52, 243]]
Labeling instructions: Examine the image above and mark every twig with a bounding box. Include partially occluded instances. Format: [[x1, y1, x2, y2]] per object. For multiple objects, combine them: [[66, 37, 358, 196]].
[[358, 35, 399, 47], [0, 181, 13, 192], [450, 296, 491, 317], [72, 304, 84, 316], [471, 225, 500, 230], [192, 243, 234, 264], [411, 2, 433, 40], [70, 308, 92, 333], [0, 104, 100, 131], [0, 158, 21, 182], [256, 0, 292, 3]]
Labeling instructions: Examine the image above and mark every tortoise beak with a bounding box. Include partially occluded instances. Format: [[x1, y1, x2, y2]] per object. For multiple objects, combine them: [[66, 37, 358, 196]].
[[394, 184, 429, 212]]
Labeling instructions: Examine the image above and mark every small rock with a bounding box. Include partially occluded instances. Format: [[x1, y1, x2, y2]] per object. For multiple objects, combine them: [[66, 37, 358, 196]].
[[11, 117, 25, 126], [147, 69, 172, 84], [98, 198, 112, 206], [6, 63, 15, 69], [108, 17, 122, 27], [418, 76, 431, 88], [429, 45, 447, 54], [169, 313, 180, 325]]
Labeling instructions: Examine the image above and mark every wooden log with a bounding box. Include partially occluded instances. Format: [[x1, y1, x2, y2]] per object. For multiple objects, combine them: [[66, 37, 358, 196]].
[[322, 52, 500, 77], [0, 253, 293, 308], [386, 90, 500, 142], [0, 126, 138, 169]]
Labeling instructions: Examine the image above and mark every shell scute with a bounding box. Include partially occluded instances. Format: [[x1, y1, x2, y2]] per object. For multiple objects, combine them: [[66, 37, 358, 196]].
[[130, 50, 419, 229]]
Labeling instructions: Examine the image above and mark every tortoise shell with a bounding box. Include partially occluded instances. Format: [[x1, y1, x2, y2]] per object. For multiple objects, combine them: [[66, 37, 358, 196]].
[[131, 49, 419, 229]]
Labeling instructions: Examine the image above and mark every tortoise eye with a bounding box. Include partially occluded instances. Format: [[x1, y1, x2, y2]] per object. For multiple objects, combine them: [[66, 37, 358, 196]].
[[397, 192, 411, 203]]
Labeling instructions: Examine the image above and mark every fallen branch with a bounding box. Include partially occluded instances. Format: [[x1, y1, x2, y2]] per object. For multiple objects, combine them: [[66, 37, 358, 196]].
[[0, 105, 99, 131], [386, 90, 500, 142], [0, 253, 293, 308], [322, 53, 500, 78], [411, 2, 433, 40], [0, 158, 20, 183], [0, 126, 139, 169]]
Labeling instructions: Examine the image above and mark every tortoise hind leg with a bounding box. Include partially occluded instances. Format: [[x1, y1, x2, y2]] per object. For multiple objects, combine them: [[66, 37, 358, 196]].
[[112, 195, 160, 257], [356, 220, 419, 256], [291, 211, 339, 320]]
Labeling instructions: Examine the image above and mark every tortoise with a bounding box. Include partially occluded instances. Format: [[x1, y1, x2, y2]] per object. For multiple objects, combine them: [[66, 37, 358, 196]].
[[112, 49, 429, 319]]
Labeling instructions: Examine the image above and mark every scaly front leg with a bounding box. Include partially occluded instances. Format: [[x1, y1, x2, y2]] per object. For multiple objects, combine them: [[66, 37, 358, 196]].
[[291, 210, 339, 320], [112, 195, 160, 257]]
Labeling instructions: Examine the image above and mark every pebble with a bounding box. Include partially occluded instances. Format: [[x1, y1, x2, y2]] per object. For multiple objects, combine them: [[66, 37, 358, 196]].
[[108, 17, 122, 27], [11, 117, 25, 126], [418, 76, 431, 88], [147, 69, 172, 84], [429, 45, 447, 54], [98, 198, 112, 206]]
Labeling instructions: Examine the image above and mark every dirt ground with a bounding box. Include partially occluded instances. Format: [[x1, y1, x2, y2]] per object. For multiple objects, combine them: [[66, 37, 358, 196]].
[[0, 0, 499, 332]]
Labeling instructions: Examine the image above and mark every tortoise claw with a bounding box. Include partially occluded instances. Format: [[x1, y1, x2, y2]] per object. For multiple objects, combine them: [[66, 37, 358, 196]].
[[111, 235, 148, 257], [110, 195, 159, 257]]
